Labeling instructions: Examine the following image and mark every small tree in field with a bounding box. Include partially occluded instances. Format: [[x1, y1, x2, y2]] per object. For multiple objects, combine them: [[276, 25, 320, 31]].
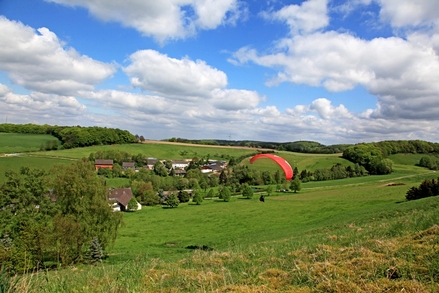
[[290, 177, 302, 193], [206, 188, 214, 199], [192, 190, 203, 205], [127, 197, 138, 211], [166, 193, 180, 208], [220, 186, 231, 202], [242, 184, 254, 199], [178, 190, 190, 203], [266, 185, 274, 197], [85, 237, 104, 265]]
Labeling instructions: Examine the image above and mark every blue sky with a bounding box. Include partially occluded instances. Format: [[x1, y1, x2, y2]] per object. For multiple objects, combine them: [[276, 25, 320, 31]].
[[0, 0, 438, 144]]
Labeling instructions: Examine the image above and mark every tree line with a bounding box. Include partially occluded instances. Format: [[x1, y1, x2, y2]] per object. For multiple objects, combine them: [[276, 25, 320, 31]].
[[342, 140, 439, 175], [0, 123, 137, 149], [0, 160, 122, 273], [164, 138, 350, 154]]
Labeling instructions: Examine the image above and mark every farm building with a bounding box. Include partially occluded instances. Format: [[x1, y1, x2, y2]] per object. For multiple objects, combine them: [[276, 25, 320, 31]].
[[95, 159, 113, 170], [122, 162, 135, 170]]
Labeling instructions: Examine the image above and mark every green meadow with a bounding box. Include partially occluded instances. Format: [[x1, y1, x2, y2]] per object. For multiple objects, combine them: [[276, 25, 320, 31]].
[[41, 142, 257, 160], [12, 169, 439, 292], [2, 136, 439, 292], [0, 133, 59, 153]]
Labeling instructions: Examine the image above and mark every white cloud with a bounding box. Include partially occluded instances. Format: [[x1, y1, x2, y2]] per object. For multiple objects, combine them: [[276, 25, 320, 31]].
[[378, 0, 439, 28], [231, 30, 439, 120], [124, 50, 228, 100], [211, 89, 263, 110], [0, 83, 86, 124], [0, 17, 116, 96], [262, 0, 329, 34], [46, 0, 244, 43]]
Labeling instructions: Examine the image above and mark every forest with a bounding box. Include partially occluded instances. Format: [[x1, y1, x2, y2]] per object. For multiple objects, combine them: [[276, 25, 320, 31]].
[[0, 123, 137, 149]]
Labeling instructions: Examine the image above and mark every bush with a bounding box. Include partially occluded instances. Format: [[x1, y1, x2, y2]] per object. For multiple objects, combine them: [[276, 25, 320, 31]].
[[166, 193, 180, 208], [406, 178, 439, 200]]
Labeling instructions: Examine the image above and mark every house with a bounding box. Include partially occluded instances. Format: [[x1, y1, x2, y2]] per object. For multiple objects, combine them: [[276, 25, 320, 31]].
[[146, 158, 158, 169], [174, 169, 187, 176], [107, 188, 141, 211], [122, 162, 135, 170], [172, 160, 189, 169], [201, 165, 213, 173], [95, 159, 113, 171]]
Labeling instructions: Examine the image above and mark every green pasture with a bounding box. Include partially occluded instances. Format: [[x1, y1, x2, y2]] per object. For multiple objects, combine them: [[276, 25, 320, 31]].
[[107, 168, 437, 263], [0, 133, 59, 153], [41, 143, 257, 160], [0, 155, 73, 184], [243, 151, 353, 173]]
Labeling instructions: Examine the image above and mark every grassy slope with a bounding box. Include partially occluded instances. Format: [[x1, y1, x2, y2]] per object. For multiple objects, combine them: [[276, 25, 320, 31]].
[[15, 172, 439, 292], [45, 143, 258, 160], [0, 156, 73, 184], [0, 133, 59, 153], [3, 141, 439, 292], [108, 165, 436, 263]]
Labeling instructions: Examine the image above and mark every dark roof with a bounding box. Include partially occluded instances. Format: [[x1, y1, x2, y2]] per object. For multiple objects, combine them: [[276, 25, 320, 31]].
[[95, 159, 113, 165], [122, 162, 135, 167], [108, 188, 133, 207]]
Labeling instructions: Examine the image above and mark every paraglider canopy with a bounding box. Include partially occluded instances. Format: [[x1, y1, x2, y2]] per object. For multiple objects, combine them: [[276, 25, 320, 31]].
[[250, 154, 293, 180]]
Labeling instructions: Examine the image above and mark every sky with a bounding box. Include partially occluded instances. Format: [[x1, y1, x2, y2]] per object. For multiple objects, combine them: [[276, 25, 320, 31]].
[[0, 0, 438, 145]]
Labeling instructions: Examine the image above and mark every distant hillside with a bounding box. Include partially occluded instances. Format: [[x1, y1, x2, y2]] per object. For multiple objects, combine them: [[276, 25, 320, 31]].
[[0, 123, 137, 149], [164, 138, 351, 154]]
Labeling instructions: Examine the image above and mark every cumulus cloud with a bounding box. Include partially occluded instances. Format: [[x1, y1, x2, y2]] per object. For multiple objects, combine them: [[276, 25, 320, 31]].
[[211, 89, 263, 110], [0, 83, 86, 124], [46, 0, 244, 43], [378, 0, 439, 28], [0, 17, 115, 96], [230, 0, 439, 121], [124, 50, 228, 100], [262, 0, 329, 34]]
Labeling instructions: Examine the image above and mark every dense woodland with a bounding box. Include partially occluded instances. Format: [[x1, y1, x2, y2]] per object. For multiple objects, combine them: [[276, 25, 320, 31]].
[[0, 123, 137, 149]]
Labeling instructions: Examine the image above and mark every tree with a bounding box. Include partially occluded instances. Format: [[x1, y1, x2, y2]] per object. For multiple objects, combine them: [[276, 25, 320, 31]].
[[51, 159, 122, 263], [290, 177, 302, 193], [219, 186, 231, 202], [127, 197, 138, 211], [266, 185, 274, 197], [85, 237, 104, 265], [192, 190, 203, 205], [219, 170, 227, 184], [166, 193, 180, 208], [178, 190, 190, 203], [206, 188, 214, 199], [143, 190, 160, 206], [242, 184, 254, 199]]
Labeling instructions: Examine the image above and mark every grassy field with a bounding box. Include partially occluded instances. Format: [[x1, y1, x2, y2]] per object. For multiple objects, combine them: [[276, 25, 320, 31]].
[[11, 171, 439, 292], [2, 141, 439, 292], [0, 133, 59, 153], [41, 142, 258, 160], [0, 155, 73, 184]]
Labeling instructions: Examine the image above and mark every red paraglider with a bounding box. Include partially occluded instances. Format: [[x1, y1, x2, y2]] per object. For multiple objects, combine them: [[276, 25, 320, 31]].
[[250, 154, 293, 180]]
